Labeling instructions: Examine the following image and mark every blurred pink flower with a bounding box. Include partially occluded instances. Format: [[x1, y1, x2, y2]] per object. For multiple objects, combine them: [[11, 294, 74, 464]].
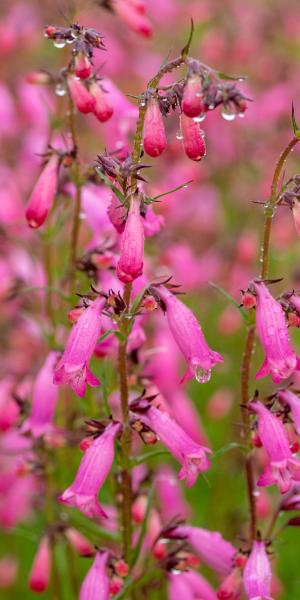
[[25, 154, 59, 229], [28, 536, 51, 593], [22, 352, 59, 437], [243, 540, 273, 600], [80, 551, 110, 600], [173, 525, 236, 576]]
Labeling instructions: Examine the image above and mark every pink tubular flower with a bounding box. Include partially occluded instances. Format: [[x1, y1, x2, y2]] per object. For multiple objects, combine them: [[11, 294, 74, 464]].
[[112, 0, 152, 37], [60, 422, 121, 519], [155, 466, 190, 521], [173, 525, 236, 576], [180, 113, 206, 161], [22, 352, 59, 437], [182, 76, 204, 118], [250, 401, 300, 494], [25, 154, 59, 228], [278, 389, 300, 435], [243, 540, 273, 600], [133, 405, 211, 486], [90, 82, 114, 123], [67, 76, 96, 114], [74, 52, 92, 80], [116, 195, 144, 283], [143, 99, 167, 157], [253, 280, 300, 383], [54, 296, 104, 397], [28, 536, 51, 593], [80, 551, 110, 600], [65, 528, 94, 557], [155, 286, 223, 383]]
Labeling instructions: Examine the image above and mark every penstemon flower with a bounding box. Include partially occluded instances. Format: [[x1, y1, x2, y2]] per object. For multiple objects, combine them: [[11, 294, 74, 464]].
[[155, 286, 223, 383], [143, 98, 167, 157], [180, 113, 206, 161], [54, 296, 105, 397], [67, 76, 96, 114], [74, 51, 92, 80], [90, 81, 114, 122], [252, 280, 300, 383], [243, 540, 273, 600], [80, 551, 110, 600], [60, 422, 121, 519], [182, 75, 204, 118], [250, 400, 300, 493], [25, 154, 60, 229], [22, 351, 59, 437], [131, 404, 211, 486], [116, 194, 144, 283], [28, 536, 51, 593]]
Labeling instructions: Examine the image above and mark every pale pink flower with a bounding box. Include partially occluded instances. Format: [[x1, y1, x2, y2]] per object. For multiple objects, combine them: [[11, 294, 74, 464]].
[[25, 154, 59, 229], [80, 551, 110, 600], [168, 571, 218, 600], [250, 400, 300, 493], [116, 195, 144, 283], [278, 389, 300, 435], [28, 536, 51, 593], [67, 76, 95, 114], [180, 113, 206, 161], [243, 540, 273, 600], [133, 405, 211, 486], [172, 525, 236, 576], [143, 99, 167, 157], [22, 352, 59, 437], [54, 297, 104, 397], [155, 286, 223, 383], [60, 423, 120, 519], [253, 281, 300, 383]]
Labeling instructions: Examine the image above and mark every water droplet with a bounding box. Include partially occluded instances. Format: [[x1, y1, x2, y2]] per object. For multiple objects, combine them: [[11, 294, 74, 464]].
[[194, 366, 211, 384], [208, 103, 214, 110], [55, 83, 67, 96], [195, 92, 202, 97], [53, 39, 66, 49], [221, 108, 237, 121], [238, 77, 245, 82], [238, 112, 245, 119], [193, 113, 206, 123], [176, 130, 183, 140], [66, 38, 75, 44], [140, 101, 146, 107]]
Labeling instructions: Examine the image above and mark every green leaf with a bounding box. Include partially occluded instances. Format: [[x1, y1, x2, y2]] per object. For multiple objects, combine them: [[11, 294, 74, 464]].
[[96, 329, 115, 344], [181, 18, 194, 59], [152, 180, 193, 201], [130, 449, 169, 467], [209, 281, 249, 323], [130, 284, 150, 315], [291, 102, 300, 138], [217, 71, 246, 82], [95, 168, 126, 204], [214, 442, 247, 457], [130, 486, 154, 567]]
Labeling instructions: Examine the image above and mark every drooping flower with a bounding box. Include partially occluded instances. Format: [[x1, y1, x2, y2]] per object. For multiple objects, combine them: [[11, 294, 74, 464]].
[[112, 0, 152, 38], [155, 286, 223, 383], [65, 528, 94, 557], [243, 540, 273, 600], [250, 400, 300, 493], [25, 154, 59, 228], [74, 52, 92, 80], [90, 82, 114, 122], [184, 570, 219, 600], [182, 76, 204, 118], [60, 422, 121, 519], [54, 297, 104, 397], [67, 76, 96, 113], [253, 280, 300, 383], [180, 113, 206, 161], [80, 551, 110, 600], [278, 389, 300, 435], [22, 352, 59, 437], [132, 405, 211, 487], [116, 195, 144, 283], [171, 525, 236, 576], [28, 536, 51, 593], [143, 98, 167, 157]]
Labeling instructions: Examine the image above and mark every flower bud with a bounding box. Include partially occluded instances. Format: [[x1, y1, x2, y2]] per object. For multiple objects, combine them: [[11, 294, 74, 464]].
[[241, 290, 256, 310], [26, 71, 52, 85], [143, 99, 167, 157], [182, 76, 204, 118], [67, 76, 95, 114], [65, 528, 95, 557], [110, 575, 123, 595], [28, 536, 51, 593], [180, 113, 206, 161], [25, 154, 59, 229], [114, 559, 129, 578], [90, 82, 114, 122], [74, 52, 92, 80]]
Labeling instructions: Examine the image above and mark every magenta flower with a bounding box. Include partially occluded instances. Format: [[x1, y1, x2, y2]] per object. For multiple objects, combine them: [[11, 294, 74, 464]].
[[80, 551, 110, 600], [253, 280, 300, 383], [143, 98, 167, 157], [22, 352, 59, 437], [182, 76, 204, 118], [90, 82, 114, 123], [133, 405, 211, 487], [278, 389, 300, 435], [155, 286, 223, 383], [173, 525, 236, 576], [116, 195, 144, 283], [250, 401, 300, 494], [243, 540, 273, 600], [180, 113, 206, 161], [60, 422, 121, 519], [25, 154, 59, 229], [155, 466, 190, 521], [28, 536, 51, 593], [54, 297, 104, 397], [67, 76, 96, 114]]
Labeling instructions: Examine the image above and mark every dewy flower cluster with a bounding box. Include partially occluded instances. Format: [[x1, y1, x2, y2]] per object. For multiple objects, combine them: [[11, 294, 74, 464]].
[[2, 1, 300, 598]]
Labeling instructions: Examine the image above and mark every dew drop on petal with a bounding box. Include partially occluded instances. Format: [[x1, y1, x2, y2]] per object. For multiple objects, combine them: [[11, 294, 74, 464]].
[[53, 39, 66, 48], [194, 367, 211, 383], [221, 108, 237, 121], [193, 113, 206, 123], [176, 130, 183, 140]]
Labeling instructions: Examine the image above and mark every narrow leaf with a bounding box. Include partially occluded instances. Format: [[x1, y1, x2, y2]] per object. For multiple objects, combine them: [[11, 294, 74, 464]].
[[181, 18, 194, 59], [95, 167, 126, 204], [130, 449, 169, 467], [291, 102, 300, 138], [217, 71, 246, 82], [209, 281, 249, 323], [153, 180, 193, 200]]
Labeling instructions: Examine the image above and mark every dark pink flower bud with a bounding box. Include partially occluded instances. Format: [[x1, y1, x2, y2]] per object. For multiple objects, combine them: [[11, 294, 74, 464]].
[[25, 154, 59, 228], [112, 0, 152, 38], [89, 82, 114, 122], [65, 528, 95, 557], [68, 76, 96, 114], [114, 559, 129, 578], [182, 76, 204, 118], [28, 536, 51, 593], [74, 52, 92, 80], [180, 113, 206, 161], [143, 99, 167, 157], [116, 195, 144, 283]]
